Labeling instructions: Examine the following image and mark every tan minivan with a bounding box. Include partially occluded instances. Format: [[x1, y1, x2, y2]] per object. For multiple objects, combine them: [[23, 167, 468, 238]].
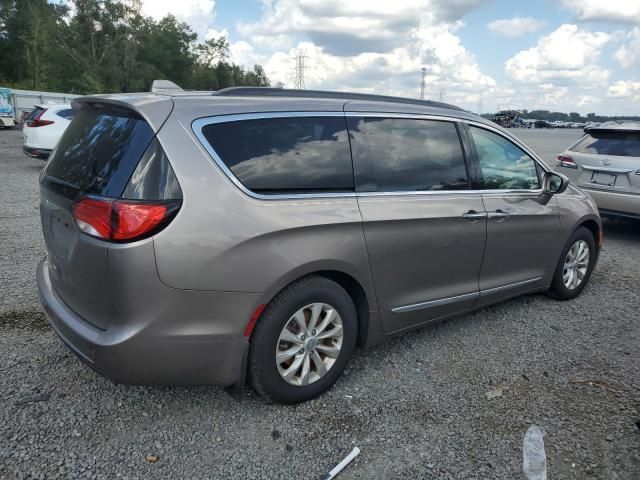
[[37, 86, 602, 403]]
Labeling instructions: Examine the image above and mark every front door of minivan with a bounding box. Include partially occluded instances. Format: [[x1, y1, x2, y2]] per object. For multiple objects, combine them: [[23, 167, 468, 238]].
[[347, 115, 487, 333], [465, 125, 562, 306]]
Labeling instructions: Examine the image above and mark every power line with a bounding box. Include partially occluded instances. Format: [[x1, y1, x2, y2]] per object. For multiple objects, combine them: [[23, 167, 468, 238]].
[[419, 67, 426, 100]]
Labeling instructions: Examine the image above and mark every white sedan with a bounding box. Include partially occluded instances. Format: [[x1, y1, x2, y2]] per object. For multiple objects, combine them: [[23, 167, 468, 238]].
[[23, 104, 75, 159]]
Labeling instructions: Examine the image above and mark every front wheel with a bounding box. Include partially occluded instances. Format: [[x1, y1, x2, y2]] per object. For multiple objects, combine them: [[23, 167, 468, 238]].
[[548, 227, 596, 300], [248, 276, 357, 404]]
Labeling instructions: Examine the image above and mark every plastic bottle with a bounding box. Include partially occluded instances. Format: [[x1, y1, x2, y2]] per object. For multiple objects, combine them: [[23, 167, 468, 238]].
[[523, 425, 547, 480]]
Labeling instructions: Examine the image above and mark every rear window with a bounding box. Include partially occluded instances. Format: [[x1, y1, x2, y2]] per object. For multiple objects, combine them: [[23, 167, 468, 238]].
[[570, 130, 640, 157], [200, 116, 354, 194], [44, 106, 155, 198], [56, 109, 76, 120]]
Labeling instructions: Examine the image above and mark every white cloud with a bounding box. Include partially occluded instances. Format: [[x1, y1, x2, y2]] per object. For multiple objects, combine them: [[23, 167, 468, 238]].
[[233, 0, 497, 109], [129, 0, 637, 114], [561, 0, 640, 24], [608, 80, 640, 101], [505, 24, 610, 85], [140, 0, 216, 39], [487, 17, 546, 38], [238, 0, 489, 56], [229, 41, 267, 67], [614, 27, 640, 68]]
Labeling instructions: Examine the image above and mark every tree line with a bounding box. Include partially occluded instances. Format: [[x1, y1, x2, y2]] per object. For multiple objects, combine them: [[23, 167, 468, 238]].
[[0, 0, 270, 94], [482, 110, 640, 123]]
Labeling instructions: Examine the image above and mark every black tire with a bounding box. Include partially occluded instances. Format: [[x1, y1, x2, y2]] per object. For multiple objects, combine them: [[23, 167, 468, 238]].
[[248, 275, 357, 404], [547, 226, 596, 300]]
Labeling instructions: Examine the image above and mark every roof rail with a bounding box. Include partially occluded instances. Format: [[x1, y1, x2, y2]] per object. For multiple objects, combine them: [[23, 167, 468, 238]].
[[214, 87, 464, 111], [151, 79, 184, 93]]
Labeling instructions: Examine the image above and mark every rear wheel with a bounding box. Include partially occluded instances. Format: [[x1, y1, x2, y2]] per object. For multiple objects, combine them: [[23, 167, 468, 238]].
[[548, 227, 596, 300], [248, 276, 357, 404]]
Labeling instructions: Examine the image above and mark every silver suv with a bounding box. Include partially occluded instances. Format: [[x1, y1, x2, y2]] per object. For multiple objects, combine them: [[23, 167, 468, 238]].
[[556, 121, 640, 220], [37, 86, 602, 403]]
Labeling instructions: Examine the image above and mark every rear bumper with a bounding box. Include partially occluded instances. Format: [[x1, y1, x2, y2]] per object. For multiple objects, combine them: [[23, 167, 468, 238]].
[[37, 257, 257, 387], [582, 187, 640, 219], [23, 146, 51, 159], [0, 116, 14, 127]]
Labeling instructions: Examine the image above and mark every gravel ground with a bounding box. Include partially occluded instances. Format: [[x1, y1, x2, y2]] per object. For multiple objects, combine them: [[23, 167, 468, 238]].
[[1, 127, 639, 479]]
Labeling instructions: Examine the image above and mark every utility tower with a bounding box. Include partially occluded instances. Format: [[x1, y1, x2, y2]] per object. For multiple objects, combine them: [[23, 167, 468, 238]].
[[419, 68, 426, 100], [477, 98, 483, 115], [438, 88, 446, 102], [293, 49, 307, 89]]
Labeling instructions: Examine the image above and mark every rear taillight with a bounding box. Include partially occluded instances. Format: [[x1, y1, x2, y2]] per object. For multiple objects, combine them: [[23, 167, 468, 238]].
[[72, 197, 180, 242], [556, 154, 578, 169], [27, 109, 54, 127]]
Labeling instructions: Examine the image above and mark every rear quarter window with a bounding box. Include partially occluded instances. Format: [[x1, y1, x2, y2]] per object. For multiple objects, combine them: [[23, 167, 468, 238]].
[[570, 131, 640, 157], [199, 116, 354, 195]]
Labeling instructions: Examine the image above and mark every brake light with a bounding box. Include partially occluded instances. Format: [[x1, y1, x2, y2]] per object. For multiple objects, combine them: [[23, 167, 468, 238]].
[[73, 198, 112, 239], [27, 109, 54, 127], [72, 197, 180, 242], [557, 154, 578, 169]]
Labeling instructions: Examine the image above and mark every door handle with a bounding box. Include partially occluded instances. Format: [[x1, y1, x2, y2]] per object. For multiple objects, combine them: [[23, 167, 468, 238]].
[[462, 210, 488, 220], [487, 209, 510, 219]]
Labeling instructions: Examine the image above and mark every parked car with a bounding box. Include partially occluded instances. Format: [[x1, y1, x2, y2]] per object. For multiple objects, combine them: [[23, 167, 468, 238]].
[[23, 104, 75, 159], [534, 120, 550, 129], [584, 121, 601, 132], [37, 86, 602, 404], [0, 87, 15, 128], [556, 122, 640, 220]]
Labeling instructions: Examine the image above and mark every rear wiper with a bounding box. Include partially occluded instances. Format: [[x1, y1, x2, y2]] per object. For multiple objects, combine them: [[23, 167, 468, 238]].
[[43, 175, 80, 190]]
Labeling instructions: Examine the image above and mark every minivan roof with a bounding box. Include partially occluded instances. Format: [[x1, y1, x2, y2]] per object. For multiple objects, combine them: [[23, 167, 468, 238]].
[[75, 87, 495, 130]]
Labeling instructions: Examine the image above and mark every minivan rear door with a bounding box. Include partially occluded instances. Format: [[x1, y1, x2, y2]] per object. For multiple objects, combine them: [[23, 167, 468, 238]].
[[39, 97, 172, 329], [346, 112, 487, 333]]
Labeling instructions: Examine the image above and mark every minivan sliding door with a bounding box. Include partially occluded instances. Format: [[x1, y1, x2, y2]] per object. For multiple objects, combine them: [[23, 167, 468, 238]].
[[347, 115, 487, 333]]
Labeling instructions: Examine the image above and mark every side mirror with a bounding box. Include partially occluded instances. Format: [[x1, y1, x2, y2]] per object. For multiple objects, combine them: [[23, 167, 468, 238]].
[[543, 171, 569, 194], [539, 171, 569, 204]]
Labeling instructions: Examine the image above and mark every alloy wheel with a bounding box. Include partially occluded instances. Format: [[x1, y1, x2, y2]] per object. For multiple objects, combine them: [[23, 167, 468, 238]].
[[563, 240, 590, 290], [275, 303, 344, 386]]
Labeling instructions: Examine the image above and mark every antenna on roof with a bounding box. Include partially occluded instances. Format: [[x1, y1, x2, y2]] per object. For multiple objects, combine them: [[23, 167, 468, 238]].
[[151, 80, 184, 93]]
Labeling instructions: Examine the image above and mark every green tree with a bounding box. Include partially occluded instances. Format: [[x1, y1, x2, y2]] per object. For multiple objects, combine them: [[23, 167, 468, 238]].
[[135, 15, 197, 90], [0, 0, 270, 94], [0, 0, 67, 89]]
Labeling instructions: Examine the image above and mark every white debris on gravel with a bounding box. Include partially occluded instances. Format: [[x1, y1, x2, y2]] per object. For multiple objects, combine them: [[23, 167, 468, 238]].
[[523, 425, 547, 480]]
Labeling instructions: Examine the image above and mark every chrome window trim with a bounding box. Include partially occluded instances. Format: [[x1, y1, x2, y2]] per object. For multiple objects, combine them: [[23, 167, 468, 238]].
[[192, 111, 356, 201], [192, 110, 549, 201], [391, 276, 543, 313], [356, 188, 543, 198]]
